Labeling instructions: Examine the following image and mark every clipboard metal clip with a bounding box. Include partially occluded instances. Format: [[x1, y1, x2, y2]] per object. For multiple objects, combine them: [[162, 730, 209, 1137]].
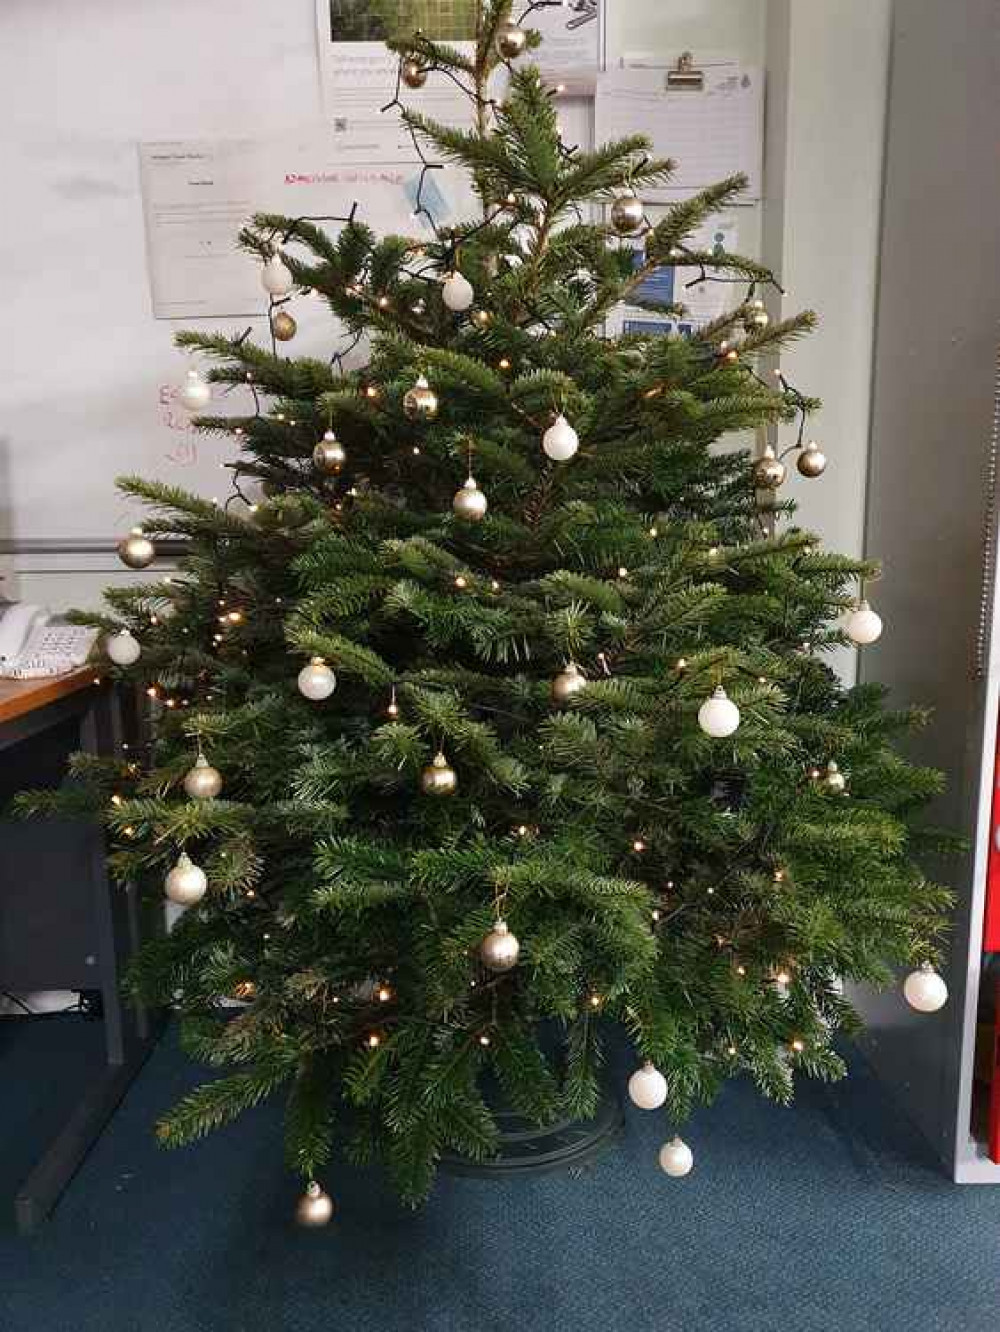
[[666, 52, 704, 91]]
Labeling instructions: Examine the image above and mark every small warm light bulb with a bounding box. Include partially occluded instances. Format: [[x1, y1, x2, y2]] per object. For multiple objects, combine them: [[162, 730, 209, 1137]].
[[377, 294, 390, 309], [367, 1033, 381, 1049], [498, 356, 512, 370], [727, 1044, 737, 1056], [618, 566, 629, 578], [775, 969, 791, 986], [146, 686, 158, 699], [412, 446, 421, 455], [478, 1033, 491, 1047], [517, 824, 529, 836], [365, 385, 379, 399], [649, 525, 658, 537], [736, 964, 747, 977], [377, 986, 392, 1003], [589, 993, 602, 1009], [632, 838, 646, 853], [676, 658, 687, 671], [790, 1038, 805, 1053], [454, 575, 468, 589], [490, 579, 501, 591], [651, 909, 661, 923], [773, 869, 785, 882]]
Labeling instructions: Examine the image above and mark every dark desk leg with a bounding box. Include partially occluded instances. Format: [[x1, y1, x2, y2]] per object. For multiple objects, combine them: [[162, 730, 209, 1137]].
[[13, 685, 163, 1234], [14, 1038, 160, 1235]]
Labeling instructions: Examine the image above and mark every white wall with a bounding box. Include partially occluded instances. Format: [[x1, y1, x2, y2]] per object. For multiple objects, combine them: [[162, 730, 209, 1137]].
[[0, 0, 888, 612]]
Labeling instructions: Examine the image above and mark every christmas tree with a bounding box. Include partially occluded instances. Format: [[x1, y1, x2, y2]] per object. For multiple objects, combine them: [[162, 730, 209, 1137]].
[[32, 4, 953, 1216]]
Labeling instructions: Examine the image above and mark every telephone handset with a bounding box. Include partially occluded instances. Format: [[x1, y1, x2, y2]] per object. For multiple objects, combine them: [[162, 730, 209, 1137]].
[[0, 603, 99, 679]]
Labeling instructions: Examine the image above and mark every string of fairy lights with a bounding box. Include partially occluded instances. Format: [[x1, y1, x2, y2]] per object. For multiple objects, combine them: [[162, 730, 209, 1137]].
[[103, 9, 947, 1223]]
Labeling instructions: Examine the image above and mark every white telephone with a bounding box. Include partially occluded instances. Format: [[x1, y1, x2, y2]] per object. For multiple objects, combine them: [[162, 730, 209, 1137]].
[[0, 603, 99, 680]]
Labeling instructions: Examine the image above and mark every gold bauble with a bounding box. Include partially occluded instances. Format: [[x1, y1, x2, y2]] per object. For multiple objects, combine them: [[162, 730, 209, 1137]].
[[797, 440, 827, 478], [401, 57, 428, 89], [271, 310, 297, 341], [471, 308, 491, 329], [610, 192, 645, 236], [419, 751, 457, 796], [313, 430, 347, 474], [295, 1182, 334, 1228], [480, 918, 520, 973], [403, 374, 438, 421], [820, 760, 847, 795], [495, 19, 528, 59], [183, 754, 223, 800], [752, 446, 786, 490], [743, 298, 770, 332], [452, 476, 488, 522], [550, 662, 587, 706], [117, 529, 156, 570]]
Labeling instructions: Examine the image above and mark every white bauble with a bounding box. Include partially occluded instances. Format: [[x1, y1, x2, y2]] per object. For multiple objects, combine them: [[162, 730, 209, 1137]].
[[542, 414, 579, 462], [658, 1136, 694, 1177], [697, 686, 740, 738], [627, 1061, 668, 1110], [845, 601, 883, 646], [297, 657, 337, 701], [261, 252, 294, 296], [903, 964, 948, 1013], [105, 629, 141, 666], [179, 369, 211, 412], [441, 270, 474, 312], [164, 852, 207, 906]]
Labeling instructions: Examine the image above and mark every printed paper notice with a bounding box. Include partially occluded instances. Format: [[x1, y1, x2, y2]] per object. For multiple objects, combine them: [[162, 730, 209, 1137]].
[[595, 65, 763, 201]]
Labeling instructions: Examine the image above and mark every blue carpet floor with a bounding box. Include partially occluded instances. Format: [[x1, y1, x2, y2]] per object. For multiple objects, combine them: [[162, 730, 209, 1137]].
[[2, 1018, 999, 1332]]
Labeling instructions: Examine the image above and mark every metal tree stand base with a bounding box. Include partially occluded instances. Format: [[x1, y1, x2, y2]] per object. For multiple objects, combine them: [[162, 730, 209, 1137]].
[[440, 1084, 624, 1179]]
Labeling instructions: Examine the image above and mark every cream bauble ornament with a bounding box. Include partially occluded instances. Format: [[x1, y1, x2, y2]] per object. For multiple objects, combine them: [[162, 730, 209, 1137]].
[[903, 963, 948, 1013], [313, 430, 347, 474], [658, 1136, 694, 1177], [452, 476, 488, 521], [797, 439, 827, 478], [261, 251, 294, 296], [295, 1181, 334, 1228], [697, 686, 740, 738], [441, 270, 474, 312], [542, 413, 579, 462], [271, 309, 297, 342], [550, 661, 587, 706], [752, 445, 786, 489], [164, 852, 207, 906], [401, 56, 428, 88], [297, 657, 336, 701], [183, 754, 223, 800], [178, 368, 212, 412], [610, 191, 645, 236], [117, 528, 156, 570], [627, 1061, 668, 1110], [845, 600, 883, 646], [403, 374, 439, 421], [495, 19, 528, 59], [480, 918, 520, 973], [820, 760, 847, 795], [105, 629, 141, 666], [743, 298, 770, 332], [420, 751, 457, 796]]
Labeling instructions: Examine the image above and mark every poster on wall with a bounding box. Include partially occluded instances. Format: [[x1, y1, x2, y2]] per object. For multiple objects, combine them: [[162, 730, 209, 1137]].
[[605, 216, 740, 340], [139, 134, 476, 319], [530, 0, 603, 93]]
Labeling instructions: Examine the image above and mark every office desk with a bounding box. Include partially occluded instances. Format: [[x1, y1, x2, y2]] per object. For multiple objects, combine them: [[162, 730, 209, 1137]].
[[0, 669, 160, 1233]]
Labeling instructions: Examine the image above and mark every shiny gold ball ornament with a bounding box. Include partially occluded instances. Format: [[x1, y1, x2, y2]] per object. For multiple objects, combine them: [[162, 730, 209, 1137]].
[[420, 751, 457, 797], [183, 753, 223, 800], [401, 56, 428, 88], [313, 429, 347, 474], [164, 852, 208, 906], [480, 918, 520, 973], [471, 308, 492, 329], [752, 445, 786, 490], [744, 297, 770, 332], [403, 374, 438, 421], [452, 475, 488, 522], [550, 661, 587, 706], [271, 309, 297, 341], [820, 760, 847, 795], [117, 528, 156, 570], [495, 19, 528, 59], [610, 191, 645, 236], [295, 1181, 334, 1228], [797, 439, 827, 478]]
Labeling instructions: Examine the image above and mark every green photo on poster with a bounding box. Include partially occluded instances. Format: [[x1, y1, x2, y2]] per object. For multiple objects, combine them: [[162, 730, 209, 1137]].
[[328, 0, 478, 42]]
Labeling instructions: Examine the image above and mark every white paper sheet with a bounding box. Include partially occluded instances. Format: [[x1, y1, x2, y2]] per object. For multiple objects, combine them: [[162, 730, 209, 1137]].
[[530, 0, 603, 93], [140, 132, 477, 319], [595, 65, 763, 201]]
